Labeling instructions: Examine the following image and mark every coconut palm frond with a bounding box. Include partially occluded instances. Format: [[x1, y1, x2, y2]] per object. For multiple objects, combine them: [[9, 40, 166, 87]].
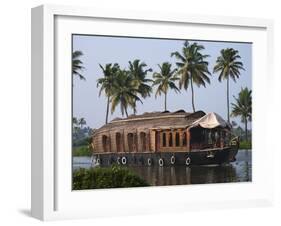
[[171, 41, 211, 112], [72, 50, 86, 80], [213, 48, 245, 122]]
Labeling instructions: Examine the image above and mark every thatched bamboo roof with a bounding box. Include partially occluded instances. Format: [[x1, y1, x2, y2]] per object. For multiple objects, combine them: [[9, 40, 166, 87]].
[[94, 110, 206, 135]]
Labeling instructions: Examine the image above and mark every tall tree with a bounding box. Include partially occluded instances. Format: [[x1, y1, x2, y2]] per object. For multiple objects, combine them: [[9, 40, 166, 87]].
[[153, 62, 180, 111], [171, 41, 211, 112], [231, 120, 238, 128], [72, 117, 78, 126], [78, 118, 86, 129], [231, 87, 252, 141], [97, 63, 120, 124], [110, 69, 142, 117], [128, 59, 153, 114], [72, 117, 79, 139], [213, 48, 245, 123], [72, 50, 85, 80]]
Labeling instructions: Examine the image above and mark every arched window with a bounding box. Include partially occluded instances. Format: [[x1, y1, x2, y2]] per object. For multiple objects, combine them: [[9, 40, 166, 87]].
[[175, 132, 180, 147], [127, 133, 134, 152], [116, 133, 122, 152], [162, 132, 166, 147], [133, 133, 138, 152], [169, 132, 173, 147], [102, 135, 109, 152], [183, 132, 187, 146], [140, 132, 147, 151]]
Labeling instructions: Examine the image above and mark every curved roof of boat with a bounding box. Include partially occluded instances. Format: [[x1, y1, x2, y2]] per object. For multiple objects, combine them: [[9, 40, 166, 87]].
[[189, 112, 231, 129], [93, 110, 206, 135]]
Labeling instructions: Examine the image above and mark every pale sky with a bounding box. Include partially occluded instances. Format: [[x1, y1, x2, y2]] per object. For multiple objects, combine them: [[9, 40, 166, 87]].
[[72, 35, 252, 129]]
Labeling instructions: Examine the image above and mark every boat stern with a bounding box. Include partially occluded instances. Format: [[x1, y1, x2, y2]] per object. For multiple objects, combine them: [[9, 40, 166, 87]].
[[228, 136, 240, 162]]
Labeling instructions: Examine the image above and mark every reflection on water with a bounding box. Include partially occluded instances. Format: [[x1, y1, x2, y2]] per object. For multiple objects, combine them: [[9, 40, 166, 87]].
[[73, 149, 251, 185]]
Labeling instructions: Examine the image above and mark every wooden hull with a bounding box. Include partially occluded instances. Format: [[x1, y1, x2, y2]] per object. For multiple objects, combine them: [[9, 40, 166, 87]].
[[92, 146, 239, 167]]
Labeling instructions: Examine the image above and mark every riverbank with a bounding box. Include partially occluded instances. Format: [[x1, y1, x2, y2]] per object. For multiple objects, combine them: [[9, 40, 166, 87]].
[[239, 141, 252, 150], [73, 165, 149, 190], [72, 145, 92, 156]]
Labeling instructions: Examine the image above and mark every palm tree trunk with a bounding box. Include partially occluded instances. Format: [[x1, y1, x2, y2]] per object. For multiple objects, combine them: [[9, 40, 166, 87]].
[[105, 96, 110, 124], [133, 99, 137, 115], [190, 78, 195, 112], [245, 118, 248, 141], [125, 107, 129, 118], [133, 102, 136, 115], [164, 92, 167, 111], [227, 76, 230, 123]]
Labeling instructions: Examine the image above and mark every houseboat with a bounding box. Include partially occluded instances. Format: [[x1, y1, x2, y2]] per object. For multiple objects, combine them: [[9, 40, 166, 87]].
[[91, 110, 239, 166]]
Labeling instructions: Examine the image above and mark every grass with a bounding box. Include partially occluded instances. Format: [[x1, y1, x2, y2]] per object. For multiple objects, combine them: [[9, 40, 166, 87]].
[[73, 165, 150, 190], [72, 145, 92, 156], [239, 140, 252, 149]]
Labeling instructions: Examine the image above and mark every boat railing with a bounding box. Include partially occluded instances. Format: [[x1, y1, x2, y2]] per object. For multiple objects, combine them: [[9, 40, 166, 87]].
[[191, 136, 239, 151], [191, 143, 224, 150], [230, 136, 239, 147]]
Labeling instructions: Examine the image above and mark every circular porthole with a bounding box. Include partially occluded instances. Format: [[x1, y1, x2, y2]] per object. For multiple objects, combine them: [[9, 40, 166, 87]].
[[159, 158, 164, 167]]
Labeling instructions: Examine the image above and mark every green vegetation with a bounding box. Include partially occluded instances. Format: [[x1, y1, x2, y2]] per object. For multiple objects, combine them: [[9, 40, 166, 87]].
[[231, 87, 252, 141], [97, 60, 153, 119], [97, 63, 120, 123], [73, 41, 252, 147], [239, 140, 252, 149], [72, 145, 92, 156], [72, 117, 93, 147], [73, 136, 91, 147], [93, 42, 247, 120], [232, 125, 252, 142], [110, 69, 143, 117], [73, 165, 149, 190], [72, 50, 86, 80], [128, 59, 153, 114], [213, 48, 245, 123], [78, 117, 86, 128], [92, 41, 249, 119], [153, 62, 179, 111], [171, 41, 211, 112]]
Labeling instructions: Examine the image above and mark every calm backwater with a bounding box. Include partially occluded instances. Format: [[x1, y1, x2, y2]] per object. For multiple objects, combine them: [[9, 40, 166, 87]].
[[73, 149, 251, 185]]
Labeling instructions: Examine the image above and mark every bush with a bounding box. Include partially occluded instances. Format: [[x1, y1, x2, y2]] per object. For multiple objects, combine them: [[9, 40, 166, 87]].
[[73, 165, 149, 190]]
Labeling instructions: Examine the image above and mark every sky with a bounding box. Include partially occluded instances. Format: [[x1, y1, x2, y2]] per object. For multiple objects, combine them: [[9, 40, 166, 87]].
[[72, 35, 252, 130]]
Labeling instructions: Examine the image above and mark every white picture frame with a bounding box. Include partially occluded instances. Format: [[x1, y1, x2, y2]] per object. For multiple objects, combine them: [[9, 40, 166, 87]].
[[31, 4, 274, 221]]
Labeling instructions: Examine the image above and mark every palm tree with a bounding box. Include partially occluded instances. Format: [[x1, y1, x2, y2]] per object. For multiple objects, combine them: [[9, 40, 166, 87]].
[[110, 69, 143, 117], [213, 48, 245, 123], [72, 117, 79, 139], [171, 41, 211, 112], [231, 120, 238, 128], [231, 87, 252, 141], [72, 50, 85, 80], [128, 59, 153, 114], [97, 63, 120, 124], [153, 62, 180, 111], [72, 117, 78, 126], [78, 118, 86, 129]]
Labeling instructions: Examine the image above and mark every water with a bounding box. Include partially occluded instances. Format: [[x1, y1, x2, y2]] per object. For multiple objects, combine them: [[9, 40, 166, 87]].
[[73, 149, 251, 185]]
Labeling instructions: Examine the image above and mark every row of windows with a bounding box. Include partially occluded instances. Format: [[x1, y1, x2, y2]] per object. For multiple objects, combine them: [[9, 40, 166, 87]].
[[101, 130, 188, 152], [102, 132, 148, 152], [162, 131, 187, 147]]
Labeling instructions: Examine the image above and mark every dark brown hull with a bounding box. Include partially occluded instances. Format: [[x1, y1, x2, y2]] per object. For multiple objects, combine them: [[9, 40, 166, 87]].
[[93, 146, 239, 167]]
